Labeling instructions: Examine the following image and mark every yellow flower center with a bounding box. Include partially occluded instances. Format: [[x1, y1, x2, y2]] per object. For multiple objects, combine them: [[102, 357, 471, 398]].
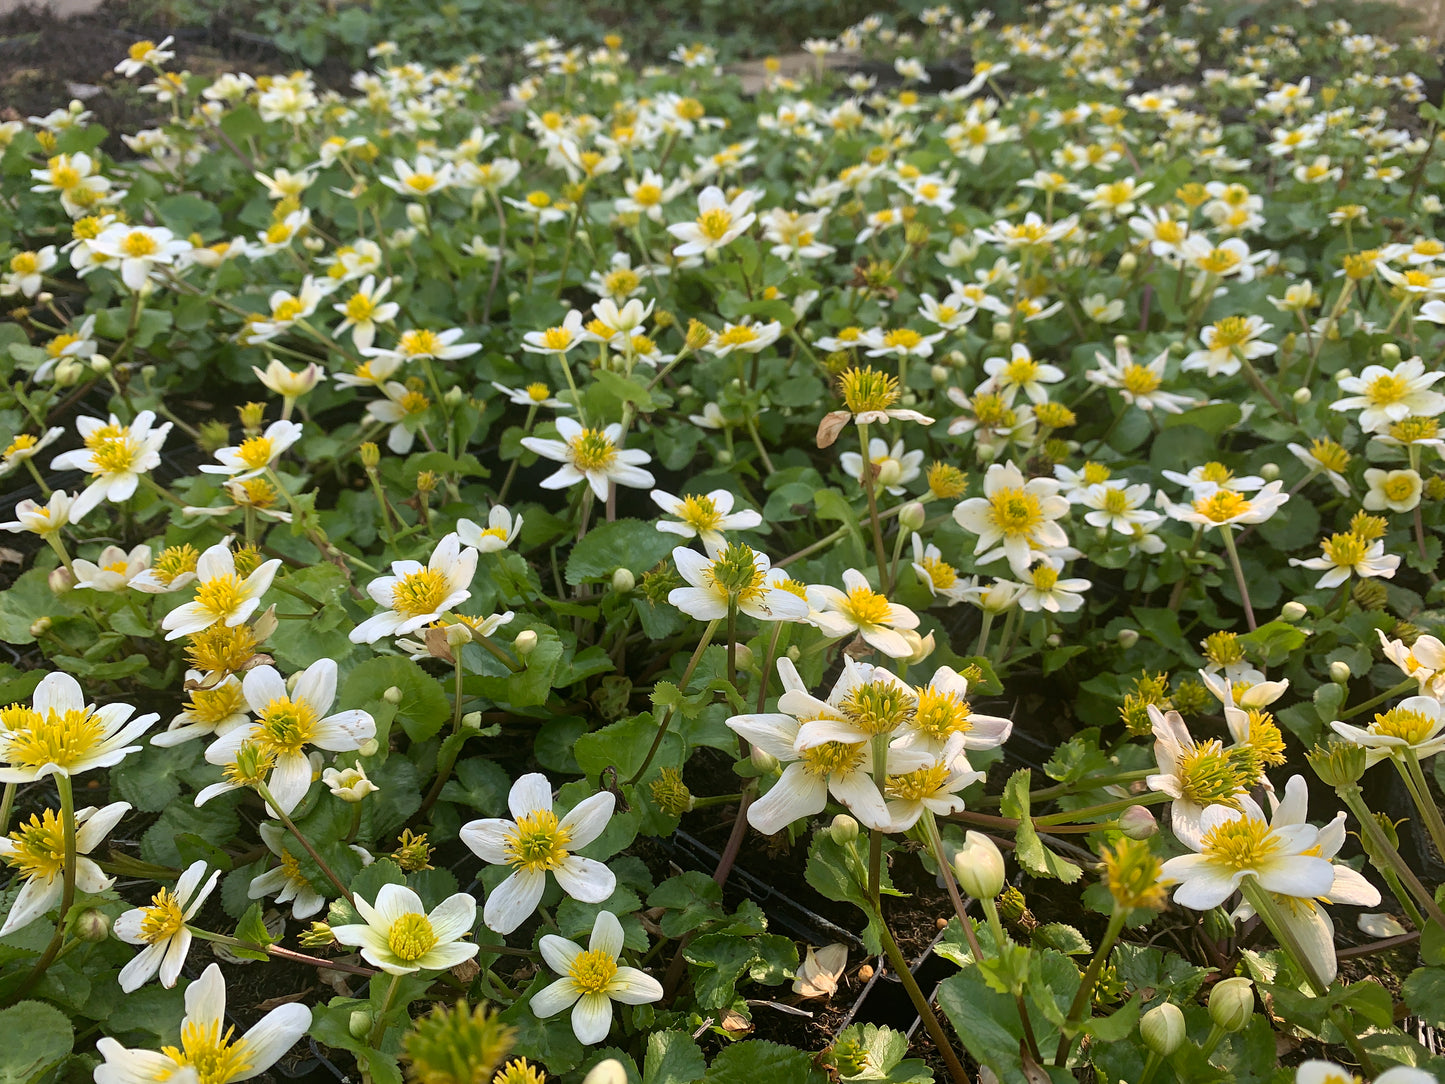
[[51, 164, 81, 190], [128, 40, 155, 60], [387, 911, 438, 961], [121, 231, 159, 258], [603, 268, 640, 296], [1309, 438, 1350, 472], [1383, 474, 1418, 502], [138, 887, 187, 943], [1192, 490, 1251, 523], [271, 297, 304, 323], [400, 329, 444, 357], [800, 740, 866, 778], [1197, 247, 1241, 274], [104, 559, 131, 575], [986, 487, 1043, 536], [840, 585, 893, 629], [1029, 565, 1060, 591], [1101, 487, 1132, 515], [1390, 416, 1439, 443], [1155, 220, 1186, 243], [46, 332, 81, 358], [1371, 707, 1436, 745], [345, 293, 376, 321], [919, 555, 957, 589], [886, 762, 954, 802], [1321, 532, 1367, 568], [677, 494, 723, 532], [1208, 316, 1251, 350], [912, 687, 972, 740], [405, 173, 438, 193], [504, 808, 573, 872], [5, 809, 67, 882], [187, 625, 260, 676], [10, 253, 38, 274], [568, 948, 619, 995], [4, 434, 37, 458], [392, 568, 452, 618], [5, 708, 106, 773], [194, 575, 247, 620], [1364, 373, 1409, 407], [568, 429, 618, 472], [526, 383, 552, 402], [525, 191, 552, 209], [1200, 814, 1280, 870], [632, 183, 662, 206], [696, 207, 734, 241], [882, 329, 923, 351], [162, 1022, 254, 1084], [1175, 739, 1242, 806], [90, 435, 138, 476], [236, 436, 273, 471], [185, 682, 247, 726], [1004, 356, 1040, 385], [715, 326, 759, 348], [255, 696, 320, 756], [541, 326, 574, 351]]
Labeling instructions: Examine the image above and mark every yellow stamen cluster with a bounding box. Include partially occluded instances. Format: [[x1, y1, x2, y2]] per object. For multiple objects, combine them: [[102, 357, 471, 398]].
[[1192, 490, 1250, 524], [567, 948, 619, 995], [708, 543, 766, 603], [567, 428, 618, 473], [839, 584, 894, 630], [841, 680, 914, 737], [1101, 838, 1167, 911], [800, 740, 866, 779], [886, 762, 953, 802], [1370, 707, 1436, 745], [1200, 814, 1278, 870], [838, 366, 900, 415], [912, 687, 972, 740], [504, 809, 572, 872], [138, 887, 187, 943], [1174, 739, 1243, 807], [927, 462, 968, 499], [194, 575, 246, 620], [3, 708, 106, 773], [162, 1021, 255, 1084], [1201, 631, 1244, 668], [388, 912, 438, 961], [154, 544, 200, 585], [5, 808, 67, 881], [986, 487, 1044, 536], [392, 568, 451, 618], [1349, 512, 1388, 541]]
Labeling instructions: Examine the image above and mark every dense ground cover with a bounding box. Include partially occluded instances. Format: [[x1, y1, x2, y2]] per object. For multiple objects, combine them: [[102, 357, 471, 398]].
[[3, 1, 1445, 1082]]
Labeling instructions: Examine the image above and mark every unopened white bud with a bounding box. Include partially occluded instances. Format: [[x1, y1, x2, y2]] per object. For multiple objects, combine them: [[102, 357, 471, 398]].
[[383, 686, 403, 704], [1208, 977, 1255, 1032], [611, 568, 635, 594], [751, 746, 780, 773], [954, 830, 1006, 900], [1117, 251, 1137, 274], [582, 1060, 628, 1084], [462, 711, 484, 729], [1330, 660, 1351, 683], [731, 643, 754, 670], [1117, 628, 1139, 649], [1292, 387, 1311, 404], [1280, 600, 1308, 623], [445, 623, 473, 649], [1259, 462, 1279, 481], [930, 364, 949, 385], [444, 385, 464, 406], [405, 202, 429, 229], [514, 630, 538, 656], [89, 353, 111, 375], [1140, 1002, 1185, 1056], [357, 738, 380, 758], [898, 502, 927, 532], [49, 567, 74, 595], [830, 814, 859, 843]]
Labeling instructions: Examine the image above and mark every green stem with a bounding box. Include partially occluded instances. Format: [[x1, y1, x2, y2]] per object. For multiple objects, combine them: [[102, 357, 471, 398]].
[[1238, 875, 1328, 996], [0, 782, 13, 835], [876, 913, 971, 1084], [367, 972, 404, 1048], [857, 422, 892, 591], [1217, 525, 1256, 631], [1338, 677, 1416, 719], [1033, 791, 1170, 826], [10, 775, 76, 1004], [627, 619, 719, 785], [255, 782, 354, 904], [1055, 905, 1127, 1065], [1336, 783, 1445, 929], [1403, 749, 1445, 867]]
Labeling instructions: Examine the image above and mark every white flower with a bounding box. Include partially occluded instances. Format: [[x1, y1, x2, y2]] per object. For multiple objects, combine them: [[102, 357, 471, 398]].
[[253, 359, 322, 400], [703, 319, 783, 358], [114, 36, 175, 77], [0, 800, 129, 935], [71, 544, 152, 591], [162, 539, 282, 640], [530, 910, 663, 1044], [332, 884, 479, 974], [89, 223, 189, 291], [1159, 796, 1333, 911], [1289, 532, 1400, 588], [1, 247, 56, 298], [667, 185, 756, 259], [379, 155, 456, 198], [332, 275, 398, 351], [908, 535, 969, 604], [883, 735, 982, 832], [650, 488, 761, 555], [1160, 480, 1290, 529], [952, 460, 1071, 575], [96, 962, 310, 1084], [807, 569, 920, 657], [1146, 706, 1250, 849], [50, 410, 173, 523], [1362, 468, 1422, 513], [1296, 1063, 1434, 1084], [350, 533, 478, 643], [203, 659, 376, 815], [200, 420, 304, 481], [113, 860, 221, 990], [0, 489, 72, 536], [152, 672, 249, 748], [1331, 695, 1445, 767], [456, 506, 524, 553], [979, 344, 1064, 405], [668, 544, 810, 623], [365, 326, 481, 365], [322, 764, 379, 802], [1333, 356, 1445, 433], [841, 438, 923, 497], [460, 772, 616, 935], [521, 418, 655, 502], [1086, 340, 1194, 414], [522, 310, 588, 355], [248, 822, 326, 919], [1181, 315, 1275, 378], [1377, 628, 1445, 699], [1014, 559, 1090, 614], [1078, 481, 1156, 535], [0, 672, 156, 783]]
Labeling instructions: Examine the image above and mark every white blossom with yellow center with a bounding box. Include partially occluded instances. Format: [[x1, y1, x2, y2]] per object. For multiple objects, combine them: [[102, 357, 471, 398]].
[[351, 532, 478, 643], [113, 860, 221, 990], [530, 910, 663, 1044]]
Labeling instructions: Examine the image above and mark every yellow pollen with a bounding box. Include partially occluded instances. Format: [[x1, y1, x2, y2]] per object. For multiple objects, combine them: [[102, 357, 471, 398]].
[[1383, 475, 1417, 501], [1364, 373, 1409, 407], [10, 252, 38, 275], [912, 687, 972, 740], [1321, 532, 1367, 568], [800, 740, 866, 778], [162, 1019, 255, 1084], [504, 808, 572, 872], [603, 268, 640, 296], [5, 809, 67, 881], [1029, 565, 1059, 591], [387, 911, 438, 961], [541, 327, 574, 351], [1175, 739, 1242, 806], [400, 390, 430, 415], [526, 383, 551, 402], [1208, 316, 1251, 349], [696, 207, 734, 241], [882, 329, 923, 351], [632, 183, 661, 205], [391, 568, 451, 618], [568, 948, 619, 995], [987, 487, 1043, 536], [236, 436, 273, 471], [920, 555, 957, 589], [47, 332, 82, 358], [5, 708, 106, 773], [121, 231, 159, 258], [1081, 462, 1111, 484], [1310, 439, 1350, 472], [1004, 356, 1040, 384], [840, 585, 893, 629], [400, 329, 444, 357], [839, 366, 900, 414], [715, 326, 759, 349], [886, 762, 953, 802], [185, 682, 246, 726], [525, 191, 552, 209], [4, 434, 37, 458], [1101, 487, 1132, 515], [1200, 815, 1279, 870], [255, 696, 320, 756], [568, 429, 617, 472], [1390, 417, 1439, 443], [1193, 490, 1251, 523], [194, 575, 247, 620], [405, 173, 437, 193], [90, 435, 138, 476], [128, 39, 155, 60], [678, 494, 723, 532], [138, 887, 187, 943], [1371, 707, 1436, 745], [344, 293, 376, 321], [1155, 221, 1186, 243]]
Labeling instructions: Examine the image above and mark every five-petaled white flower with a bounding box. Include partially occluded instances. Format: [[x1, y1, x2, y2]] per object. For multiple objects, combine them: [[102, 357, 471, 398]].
[[521, 418, 655, 502], [200, 420, 304, 482], [0, 672, 156, 783], [668, 185, 756, 259], [530, 910, 663, 1044], [332, 884, 479, 974], [651, 488, 762, 556], [1330, 695, 1445, 767], [668, 543, 810, 623], [113, 859, 221, 991], [807, 569, 920, 658], [952, 460, 1071, 576], [460, 772, 616, 935], [162, 538, 282, 640], [350, 532, 478, 643], [0, 800, 130, 936], [51, 410, 173, 523]]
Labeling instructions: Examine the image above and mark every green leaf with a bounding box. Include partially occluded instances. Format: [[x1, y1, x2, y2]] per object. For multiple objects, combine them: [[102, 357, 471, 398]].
[[231, 903, 277, 961], [340, 656, 449, 741], [684, 933, 757, 1009], [1406, 966, 1445, 1028], [647, 872, 725, 938], [140, 803, 239, 869], [833, 1023, 933, 1082], [575, 712, 680, 785], [0, 1001, 73, 1084], [703, 1040, 823, 1084], [566, 519, 677, 585], [497, 973, 586, 1074], [643, 1030, 706, 1084], [1000, 770, 1082, 883], [1237, 620, 1308, 668], [113, 741, 203, 813], [438, 756, 511, 814]]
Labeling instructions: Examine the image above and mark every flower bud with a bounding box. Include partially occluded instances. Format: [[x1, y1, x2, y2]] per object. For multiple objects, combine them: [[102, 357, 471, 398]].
[[1280, 600, 1308, 622], [902, 629, 936, 664], [830, 814, 860, 843], [582, 1060, 628, 1084], [1118, 805, 1157, 839], [445, 623, 473, 649], [1208, 977, 1255, 1032], [357, 738, 380, 758], [349, 1010, 373, 1038], [1380, 343, 1401, 364], [1116, 628, 1139, 649], [898, 501, 927, 532], [405, 202, 429, 229], [1140, 1002, 1185, 1056], [786, 645, 801, 661], [930, 364, 949, 385], [731, 642, 754, 670], [1306, 741, 1366, 788], [1259, 462, 1279, 481], [48, 567, 74, 595], [462, 711, 483, 729], [611, 568, 635, 594], [954, 830, 1006, 901], [323, 765, 379, 802], [29, 616, 51, 638], [1117, 251, 1138, 275], [1046, 633, 1061, 647], [359, 442, 381, 469], [751, 746, 780, 773], [991, 321, 1012, 341], [1292, 386, 1311, 404], [89, 353, 112, 375], [54, 359, 81, 387], [444, 385, 465, 407], [1329, 660, 1351, 683], [383, 686, 403, 704], [75, 908, 111, 942], [514, 629, 538, 656]]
